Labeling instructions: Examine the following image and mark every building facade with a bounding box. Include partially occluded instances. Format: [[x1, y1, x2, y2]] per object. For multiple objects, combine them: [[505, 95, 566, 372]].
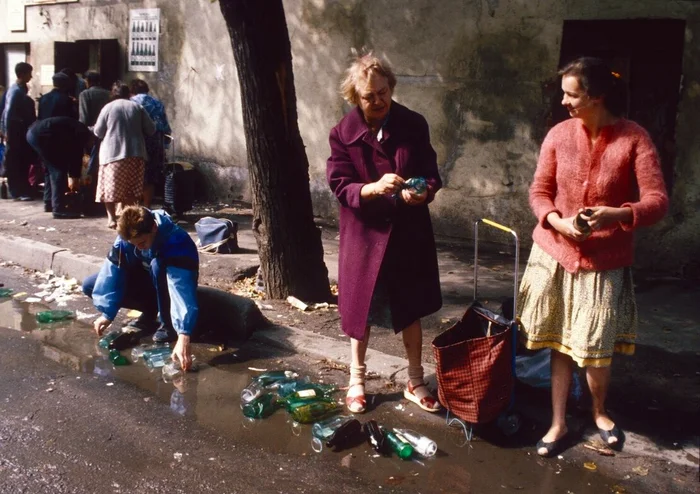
[[2, 0, 698, 276]]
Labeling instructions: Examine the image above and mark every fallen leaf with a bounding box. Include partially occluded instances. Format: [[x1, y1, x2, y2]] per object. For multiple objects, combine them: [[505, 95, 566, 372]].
[[583, 462, 597, 471], [611, 485, 626, 494], [584, 443, 615, 456], [632, 466, 649, 476]]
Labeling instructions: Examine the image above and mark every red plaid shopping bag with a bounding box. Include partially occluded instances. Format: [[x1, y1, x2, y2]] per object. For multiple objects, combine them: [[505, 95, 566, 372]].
[[432, 302, 514, 424]]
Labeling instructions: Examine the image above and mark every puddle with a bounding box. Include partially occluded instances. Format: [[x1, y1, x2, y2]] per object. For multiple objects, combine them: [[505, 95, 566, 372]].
[[0, 296, 621, 493]]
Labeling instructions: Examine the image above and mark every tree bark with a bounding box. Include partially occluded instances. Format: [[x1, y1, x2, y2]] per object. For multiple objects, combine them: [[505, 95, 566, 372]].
[[218, 0, 331, 302]]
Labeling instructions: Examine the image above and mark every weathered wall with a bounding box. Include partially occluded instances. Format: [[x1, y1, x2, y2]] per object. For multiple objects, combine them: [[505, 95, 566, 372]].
[[1, 0, 699, 276]]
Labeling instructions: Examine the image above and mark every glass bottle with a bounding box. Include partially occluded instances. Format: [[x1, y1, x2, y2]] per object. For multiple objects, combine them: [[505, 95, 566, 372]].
[[109, 349, 129, 366], [240, 380, 267, 404], [311, 415, 355, 442], [574, 208, 593, 234], [384, 430, 414, 460], [131, 343, 168, 362], [0, 288, 13, 298], [36, 310, 74, 323], [108, 330, 141, 351], [278, 385, 337, 407], [405, 176, 427, 194], [241, 393, 278, 419], [143, 347, 172, 369], [286, 398, 338, 424], [392, 428, 437, 457], [254, 370, 299, 386], [325, 418, 364, 451], [363, 420, 389, 455], [98, 331, 121, 349]]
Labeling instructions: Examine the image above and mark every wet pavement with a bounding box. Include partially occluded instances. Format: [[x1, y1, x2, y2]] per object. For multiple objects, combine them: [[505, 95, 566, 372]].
[[1, 264, 695, 493]]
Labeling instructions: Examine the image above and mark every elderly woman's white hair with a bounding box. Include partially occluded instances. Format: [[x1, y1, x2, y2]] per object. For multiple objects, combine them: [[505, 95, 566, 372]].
[[340, 53, 397, 105]]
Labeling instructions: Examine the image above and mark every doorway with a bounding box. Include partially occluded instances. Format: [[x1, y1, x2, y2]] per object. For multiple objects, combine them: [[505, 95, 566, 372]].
[[0, 43, 30, 90], [53, 39, 120, 90], [549, 19, 685, 191]]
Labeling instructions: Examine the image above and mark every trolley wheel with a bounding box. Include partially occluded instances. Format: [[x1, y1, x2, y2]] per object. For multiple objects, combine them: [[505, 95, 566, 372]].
[[497, 412, 521, 437]]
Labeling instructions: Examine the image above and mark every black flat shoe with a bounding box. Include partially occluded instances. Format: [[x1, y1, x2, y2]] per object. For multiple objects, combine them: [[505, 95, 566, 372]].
[[536, 437, 565, 457], [599, 425, 623, 450]]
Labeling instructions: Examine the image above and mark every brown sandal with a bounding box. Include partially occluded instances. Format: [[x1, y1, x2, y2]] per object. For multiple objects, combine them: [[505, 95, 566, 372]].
[[404, 381, 441, 413]]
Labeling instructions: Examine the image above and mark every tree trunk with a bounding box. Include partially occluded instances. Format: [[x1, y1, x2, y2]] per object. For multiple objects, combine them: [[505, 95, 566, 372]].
[[218, 0, 331, 302]]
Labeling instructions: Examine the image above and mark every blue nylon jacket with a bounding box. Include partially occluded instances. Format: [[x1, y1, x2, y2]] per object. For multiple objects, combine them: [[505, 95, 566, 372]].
[[92, 210, 199, 335]]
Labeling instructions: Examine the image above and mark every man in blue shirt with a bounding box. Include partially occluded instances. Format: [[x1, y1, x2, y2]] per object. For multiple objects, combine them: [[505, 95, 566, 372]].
[[0, 62, 36, 200], [82, 206, 199, 369]]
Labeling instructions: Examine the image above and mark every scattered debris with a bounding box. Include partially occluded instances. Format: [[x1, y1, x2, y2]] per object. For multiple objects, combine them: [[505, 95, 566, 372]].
[[255, 301, 274, 311], [24, 297, 41, 303], [173, 452, 183, 462], [287, 296, 309, 311], [632, 466, 649, 476], [248, 367, 268, 372], [584, 442, 615, 456], [583, 461, 597, 471]]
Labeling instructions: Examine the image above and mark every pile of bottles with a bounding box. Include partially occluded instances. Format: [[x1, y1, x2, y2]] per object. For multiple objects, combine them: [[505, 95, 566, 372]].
[[241, 370, 339, 423], [240, 370, 438, 461], [312, 416, 437, 460]]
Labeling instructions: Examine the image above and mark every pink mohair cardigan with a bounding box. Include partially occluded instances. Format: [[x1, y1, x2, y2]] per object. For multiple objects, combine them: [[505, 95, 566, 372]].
[[529, 118, 668, 273]]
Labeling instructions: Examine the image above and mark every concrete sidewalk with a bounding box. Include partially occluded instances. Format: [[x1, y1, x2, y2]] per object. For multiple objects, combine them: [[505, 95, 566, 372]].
[[0, 198, 698, 470]]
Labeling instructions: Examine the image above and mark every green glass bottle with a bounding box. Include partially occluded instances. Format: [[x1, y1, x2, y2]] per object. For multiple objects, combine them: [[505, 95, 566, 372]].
[[241, 393, 278, 419], [384, 430, 414, 460], [254, 370, 298, 386], [279, 386, 337, 407], [98, 331, 121, 349], [109, 349, 129, 366], [275, 380, 337, 399], [36, 310, 74, 323], [286, 398, 338, 424], [0, 287, 13, 298]]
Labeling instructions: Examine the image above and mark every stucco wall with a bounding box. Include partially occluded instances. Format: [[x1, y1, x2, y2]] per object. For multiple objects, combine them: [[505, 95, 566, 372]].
[[1, 0, 699, 276]]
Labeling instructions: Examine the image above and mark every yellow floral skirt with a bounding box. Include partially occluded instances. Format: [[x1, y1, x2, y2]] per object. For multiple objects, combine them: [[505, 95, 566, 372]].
[[518, 243, 637, 368]]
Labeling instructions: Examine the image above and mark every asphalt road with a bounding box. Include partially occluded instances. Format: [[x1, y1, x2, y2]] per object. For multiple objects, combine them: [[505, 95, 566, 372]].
[[0, 263, 694, 493]]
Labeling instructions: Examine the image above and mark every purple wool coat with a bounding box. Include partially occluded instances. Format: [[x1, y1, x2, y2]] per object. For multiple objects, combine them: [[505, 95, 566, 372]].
[[327, 102, 443, 340]]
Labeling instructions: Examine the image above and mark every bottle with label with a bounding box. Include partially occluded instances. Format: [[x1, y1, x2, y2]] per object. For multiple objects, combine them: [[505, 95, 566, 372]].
[[392, 428, 437, 457], [279, 385, 337, 407], [241, 380, 267, 404], [36, 310, 74, 324], [383, 429, 414, 460], [241, 393, 279, 419], [363, 420, 389, 455], [109, 349, 129, 366], [574, 208, 594, 234], [286, 398, 339, 424]]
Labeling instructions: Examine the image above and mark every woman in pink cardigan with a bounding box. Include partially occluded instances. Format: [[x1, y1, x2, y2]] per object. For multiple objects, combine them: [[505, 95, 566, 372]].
[[520, 57, 668, 457]]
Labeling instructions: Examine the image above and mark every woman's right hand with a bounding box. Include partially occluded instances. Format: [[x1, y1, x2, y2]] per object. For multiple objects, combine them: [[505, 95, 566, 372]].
[[547, 212, 590, 242], [373, 173, 405, 196]]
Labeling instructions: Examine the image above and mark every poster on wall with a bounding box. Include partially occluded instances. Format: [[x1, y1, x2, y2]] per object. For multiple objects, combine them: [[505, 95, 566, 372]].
[[128, 8, 160, 72]]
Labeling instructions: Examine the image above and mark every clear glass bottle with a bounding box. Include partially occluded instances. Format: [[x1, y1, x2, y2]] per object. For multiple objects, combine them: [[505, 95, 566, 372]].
[[392, 428, 437, 457], [253, 370, 299, 386], [241, 393, 278, 419], [98, 330, 121, 349]]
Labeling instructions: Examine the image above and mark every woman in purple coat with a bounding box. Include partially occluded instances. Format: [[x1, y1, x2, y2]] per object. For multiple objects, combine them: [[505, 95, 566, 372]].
[[327, 54, 443, 414]]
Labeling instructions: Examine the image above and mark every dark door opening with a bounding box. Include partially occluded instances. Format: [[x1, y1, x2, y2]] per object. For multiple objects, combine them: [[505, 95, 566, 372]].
[[550, 19, 685, 192], [53, 39, 121, 90]]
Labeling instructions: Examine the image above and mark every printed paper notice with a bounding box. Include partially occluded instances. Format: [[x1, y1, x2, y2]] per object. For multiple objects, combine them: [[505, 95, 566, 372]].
[[128, 8, 160, 72]]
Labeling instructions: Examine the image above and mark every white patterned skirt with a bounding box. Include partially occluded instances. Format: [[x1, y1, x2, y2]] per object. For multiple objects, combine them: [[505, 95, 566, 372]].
[[518, 243, 637, 368]]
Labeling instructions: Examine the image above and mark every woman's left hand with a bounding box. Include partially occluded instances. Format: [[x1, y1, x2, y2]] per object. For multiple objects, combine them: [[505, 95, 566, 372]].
[[585, 206, 631, 231], [401, 188, 428, 206]]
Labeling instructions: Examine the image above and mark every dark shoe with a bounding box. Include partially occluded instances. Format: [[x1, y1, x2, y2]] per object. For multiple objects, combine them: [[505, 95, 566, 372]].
[[536, 436, 567, 458], [53, 211, 81, 219], [599, 425, 623, 450], [44, 203, 53, 213], [125, 313, 159, 334], [153, 325, 177, 343]]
